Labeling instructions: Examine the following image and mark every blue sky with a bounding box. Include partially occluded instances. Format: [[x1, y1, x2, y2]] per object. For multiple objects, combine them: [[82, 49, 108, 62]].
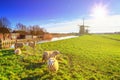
[[0, 0, 120, 33]]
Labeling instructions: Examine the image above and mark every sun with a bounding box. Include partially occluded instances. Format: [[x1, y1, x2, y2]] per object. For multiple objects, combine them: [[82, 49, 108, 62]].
[[91, 3, 108, 19]]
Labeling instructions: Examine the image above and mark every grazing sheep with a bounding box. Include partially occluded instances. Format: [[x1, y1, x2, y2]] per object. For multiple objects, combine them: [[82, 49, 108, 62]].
[[47, 57, 59, 72], [42, 50, 60, 62], [28, 41, 36, 48], [14, 48, 22, 55], [14, 42, 24, 49]]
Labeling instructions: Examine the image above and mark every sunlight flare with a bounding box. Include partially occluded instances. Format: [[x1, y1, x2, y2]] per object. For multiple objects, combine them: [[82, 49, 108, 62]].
[[91, 3, 109, 19]]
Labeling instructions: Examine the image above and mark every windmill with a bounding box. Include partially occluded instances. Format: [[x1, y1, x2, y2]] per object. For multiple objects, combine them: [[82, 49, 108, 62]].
[[78, 18, 89, 35]]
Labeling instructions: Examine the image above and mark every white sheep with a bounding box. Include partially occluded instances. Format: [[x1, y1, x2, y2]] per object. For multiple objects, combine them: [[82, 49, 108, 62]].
[[47, 57, 59, 72], [42, 50, 60, 62], [14, 42, 24, 49], [14, 48, 22, 55], [28, 41, 36, 48]]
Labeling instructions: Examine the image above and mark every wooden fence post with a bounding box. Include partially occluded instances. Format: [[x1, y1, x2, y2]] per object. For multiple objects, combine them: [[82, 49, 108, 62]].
[[0, 39, 2, 49]]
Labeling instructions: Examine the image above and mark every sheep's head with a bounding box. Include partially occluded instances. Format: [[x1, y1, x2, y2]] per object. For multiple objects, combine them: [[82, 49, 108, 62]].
[[48, 58, 55, 65]]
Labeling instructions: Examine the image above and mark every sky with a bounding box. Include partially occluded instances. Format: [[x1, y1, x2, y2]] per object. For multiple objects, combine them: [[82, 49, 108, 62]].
[[0, 0, 120, 33]]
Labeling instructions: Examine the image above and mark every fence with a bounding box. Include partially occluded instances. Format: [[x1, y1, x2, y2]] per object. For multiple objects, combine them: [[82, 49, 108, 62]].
[[0, 38, 42, 49], [0, 39, 16, 49]]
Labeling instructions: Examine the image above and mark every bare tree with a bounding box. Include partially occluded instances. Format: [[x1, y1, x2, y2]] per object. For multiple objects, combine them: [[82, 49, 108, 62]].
[[14, 23, 46, 38], [14, 23, 28, 35], [0, 17, 11, 40], [16, 23, 27, 31], [29, 25, 46, 38], [33, 25, 46, 35]]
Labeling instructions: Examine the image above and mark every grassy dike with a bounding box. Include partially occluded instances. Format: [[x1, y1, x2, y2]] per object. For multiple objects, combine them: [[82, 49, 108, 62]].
[[0, 35, 120, 80]]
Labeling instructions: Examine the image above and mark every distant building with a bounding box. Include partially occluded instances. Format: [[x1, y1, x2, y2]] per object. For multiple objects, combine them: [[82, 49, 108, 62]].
[[85, 29, 89, 34], [11, 33, 20, 39], [25, 35, 33, 39]]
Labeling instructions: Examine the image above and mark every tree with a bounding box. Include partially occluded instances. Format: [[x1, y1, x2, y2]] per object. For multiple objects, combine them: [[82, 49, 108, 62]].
[[16, 23, 27, 31], [0, 17, 11, 40], [29, 25, 46, 38], [14, 23, 28, 35], [15, 23, 47, 38], [32, 25, 46, 35]]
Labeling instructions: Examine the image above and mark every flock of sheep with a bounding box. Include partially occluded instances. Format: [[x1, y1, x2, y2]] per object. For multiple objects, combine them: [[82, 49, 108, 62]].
[[14, 41, 60, 72]]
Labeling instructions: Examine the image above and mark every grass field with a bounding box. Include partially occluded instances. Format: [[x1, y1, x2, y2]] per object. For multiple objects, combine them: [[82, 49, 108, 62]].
[[0, 35, 120, 80], [100, 34, 120, 41]]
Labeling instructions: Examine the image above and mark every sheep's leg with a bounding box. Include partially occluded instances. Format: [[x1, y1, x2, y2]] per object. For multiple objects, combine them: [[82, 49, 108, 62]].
[[42, 58, 44, 63]]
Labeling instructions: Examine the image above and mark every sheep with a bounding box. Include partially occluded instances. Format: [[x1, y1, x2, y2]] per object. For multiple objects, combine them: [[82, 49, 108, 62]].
[[14, 48, 22, 55], [14, 42, 24, 49], [47, 57, 59, 72], [42, 50, 60, 62], [28, 41, 36, 48]]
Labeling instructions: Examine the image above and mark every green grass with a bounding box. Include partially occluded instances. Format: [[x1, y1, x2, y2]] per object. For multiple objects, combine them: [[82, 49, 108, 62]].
[[101, 34, 120, 40], [0, 35, 120, 80]]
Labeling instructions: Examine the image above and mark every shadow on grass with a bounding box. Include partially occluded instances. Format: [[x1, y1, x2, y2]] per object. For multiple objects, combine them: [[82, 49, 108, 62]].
[[21, 75, 40, 80], [21, 74, 51, 80], [25, 62, 45, 70], [21, 62, 50, 80], [0, 49, 14, 57], [21, 71, 53, 80]]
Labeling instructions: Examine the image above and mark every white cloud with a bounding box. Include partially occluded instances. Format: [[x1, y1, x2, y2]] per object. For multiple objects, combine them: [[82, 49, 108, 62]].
[[86, 15, 120, 33], [42, 15, 120, 33]]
